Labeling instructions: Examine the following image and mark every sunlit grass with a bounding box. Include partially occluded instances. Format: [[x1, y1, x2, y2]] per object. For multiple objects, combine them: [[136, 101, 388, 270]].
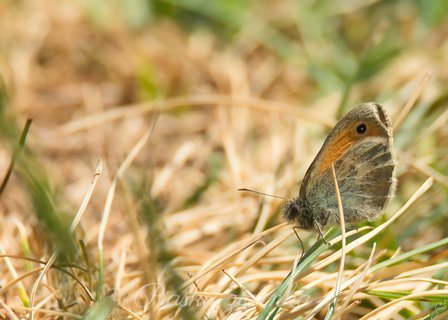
[[0, 0, 447, 319]]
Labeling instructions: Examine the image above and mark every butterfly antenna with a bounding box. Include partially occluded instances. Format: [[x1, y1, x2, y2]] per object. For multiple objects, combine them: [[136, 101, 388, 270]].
[[237, 188, 290, 201]]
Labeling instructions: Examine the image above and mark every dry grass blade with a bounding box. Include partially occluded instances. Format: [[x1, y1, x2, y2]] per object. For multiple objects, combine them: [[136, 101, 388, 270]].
[[359, 290, 448, 320], [393, 72, 431, 131], [397, 262, 448, 278], [28, 161, 103, 320], [28, 254, 57, 320], [0, 245, 29, 304], [181, 223, 288, 290], [0, 298, 20, 320], [0, 267, 45, 295], [118, 303, 144, 320], [222, 269, 265, 309], [414, 106, 448, 145], [366, 277, 448, 289], [6, 306, 82, 319], [97, 126, 154, 295], [335, 243, 377, 318], [234, 229, 293, 278], [322, 163, 347, 320], [59, 95, 335, 135], [70, 160, 103, 231], [406, 157, 448, 188]]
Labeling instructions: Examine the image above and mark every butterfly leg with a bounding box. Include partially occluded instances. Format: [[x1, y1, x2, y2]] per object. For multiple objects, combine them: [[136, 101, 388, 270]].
[[313, 220, 328, 245], [292, 227, 305, 259], [323, 213, 331, 226]]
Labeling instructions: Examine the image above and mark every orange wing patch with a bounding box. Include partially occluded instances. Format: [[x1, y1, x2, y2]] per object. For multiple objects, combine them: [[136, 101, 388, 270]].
[[315, 121, 386, 175], [316, 128, 354, 175]]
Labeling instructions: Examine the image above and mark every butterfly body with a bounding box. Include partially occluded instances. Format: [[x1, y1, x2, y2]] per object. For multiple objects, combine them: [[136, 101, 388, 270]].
[[284, 102, 396, 230]]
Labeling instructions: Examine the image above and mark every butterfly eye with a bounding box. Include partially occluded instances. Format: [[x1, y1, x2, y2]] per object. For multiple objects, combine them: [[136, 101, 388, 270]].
[[356, 123, 367, 134]]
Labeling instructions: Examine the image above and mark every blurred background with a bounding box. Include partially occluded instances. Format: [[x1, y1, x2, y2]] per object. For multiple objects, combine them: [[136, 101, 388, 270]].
[[0, 0, 447, 319]]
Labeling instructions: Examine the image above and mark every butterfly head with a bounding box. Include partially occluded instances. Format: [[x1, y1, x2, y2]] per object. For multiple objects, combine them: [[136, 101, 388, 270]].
[[283, 198, 315, 230]]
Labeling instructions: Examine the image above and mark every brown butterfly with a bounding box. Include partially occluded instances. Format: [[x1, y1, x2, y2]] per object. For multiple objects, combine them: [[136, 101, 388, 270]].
[[283, 102, 396, 232]]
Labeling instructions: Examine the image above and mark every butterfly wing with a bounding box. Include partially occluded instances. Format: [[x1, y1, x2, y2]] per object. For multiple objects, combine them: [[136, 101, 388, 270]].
[[301, 103, 396, 226]]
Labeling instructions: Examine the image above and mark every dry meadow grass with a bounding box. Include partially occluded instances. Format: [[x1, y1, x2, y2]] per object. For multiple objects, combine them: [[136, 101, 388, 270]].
[[0, 1, 447, 319]]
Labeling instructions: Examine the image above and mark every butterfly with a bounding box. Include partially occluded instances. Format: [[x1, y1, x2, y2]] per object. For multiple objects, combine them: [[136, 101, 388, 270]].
[[283, 102, 396, 232]]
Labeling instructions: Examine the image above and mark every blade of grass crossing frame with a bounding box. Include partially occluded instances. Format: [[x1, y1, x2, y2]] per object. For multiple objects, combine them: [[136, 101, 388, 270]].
[[82, 295, 116, 320], [257, 228, 339, 320], [422, 304, 448, 320], [0, 119, 32, 198], [97, 114, 158, 298], [370, 235, 448, 273], [324, 163, 347, 320]]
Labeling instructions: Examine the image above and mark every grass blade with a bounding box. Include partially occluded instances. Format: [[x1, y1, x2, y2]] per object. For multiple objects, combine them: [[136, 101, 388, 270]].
[[256, 228, 339, 320], [82, 296, 116, 320]]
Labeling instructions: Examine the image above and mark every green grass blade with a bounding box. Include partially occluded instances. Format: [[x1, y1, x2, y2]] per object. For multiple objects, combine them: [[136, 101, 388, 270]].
[[422, 303, 448, 320], [257, 228, 339, 320], [368, 290, 448, 303], [371, 236, 448, 273], [82, 295, 116, 320]]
